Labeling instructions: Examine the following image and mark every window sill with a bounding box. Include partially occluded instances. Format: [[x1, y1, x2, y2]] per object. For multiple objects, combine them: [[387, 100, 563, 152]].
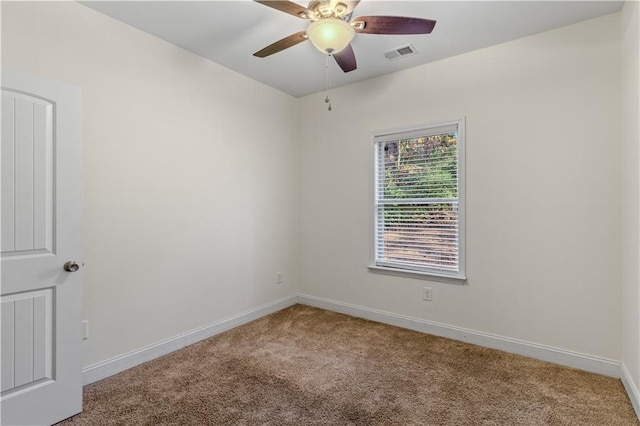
[[367, 265, 467, 285]]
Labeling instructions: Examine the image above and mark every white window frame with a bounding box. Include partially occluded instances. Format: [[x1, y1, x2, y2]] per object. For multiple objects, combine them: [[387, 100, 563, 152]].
[[368, 118, 466, 283]]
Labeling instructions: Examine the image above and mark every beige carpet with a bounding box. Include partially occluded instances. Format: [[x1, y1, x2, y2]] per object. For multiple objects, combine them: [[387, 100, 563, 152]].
[[59, 305, 638, 425]]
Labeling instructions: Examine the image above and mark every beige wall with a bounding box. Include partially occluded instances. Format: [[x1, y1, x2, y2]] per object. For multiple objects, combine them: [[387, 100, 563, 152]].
[[621, 0, 640, 395], [1, 2, 633, 374], [297, 13, 622, 360], [1, 2, 299, 367]]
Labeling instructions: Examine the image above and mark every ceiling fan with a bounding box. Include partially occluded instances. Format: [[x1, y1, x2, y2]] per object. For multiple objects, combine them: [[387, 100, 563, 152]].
[[252, 0, 436, 73]]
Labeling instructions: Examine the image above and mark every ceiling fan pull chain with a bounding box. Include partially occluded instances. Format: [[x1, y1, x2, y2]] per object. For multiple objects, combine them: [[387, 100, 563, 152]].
[[325, 53, 332, 111]]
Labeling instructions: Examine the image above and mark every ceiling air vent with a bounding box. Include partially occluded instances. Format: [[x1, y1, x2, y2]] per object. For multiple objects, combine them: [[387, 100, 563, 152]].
[[384, 44, 417, 60]]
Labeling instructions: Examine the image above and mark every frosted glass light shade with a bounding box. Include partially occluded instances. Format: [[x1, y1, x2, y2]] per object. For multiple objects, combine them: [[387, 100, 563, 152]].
[[307, 18, 355, 54]]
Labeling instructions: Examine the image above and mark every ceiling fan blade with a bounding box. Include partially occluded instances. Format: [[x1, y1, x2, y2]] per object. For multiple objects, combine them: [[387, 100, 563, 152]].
[[253, 31, 308, 58], [352, 16, 436, 35], [333, 44, 357, 73], [254, 0, 311, 19]]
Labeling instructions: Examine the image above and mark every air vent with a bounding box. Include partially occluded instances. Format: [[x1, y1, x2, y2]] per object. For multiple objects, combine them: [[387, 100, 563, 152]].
[[384, 44, 417, 60]]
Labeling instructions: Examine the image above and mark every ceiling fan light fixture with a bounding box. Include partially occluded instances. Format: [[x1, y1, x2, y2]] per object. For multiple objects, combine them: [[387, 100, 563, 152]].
[[307, 18, 355, 54]]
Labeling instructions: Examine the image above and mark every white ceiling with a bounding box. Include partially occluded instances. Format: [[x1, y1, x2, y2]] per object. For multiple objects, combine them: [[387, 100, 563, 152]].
[[81, 1, 623, 98]]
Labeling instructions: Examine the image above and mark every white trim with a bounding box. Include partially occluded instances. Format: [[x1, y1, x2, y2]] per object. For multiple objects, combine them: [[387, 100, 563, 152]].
[[621, 363, 640, 419], [80, 293, 639, 421], [371, 119, 462, 141], [371, 117, 466, 281], [457, 117, 466, 278], [367, 265, 467, 284], [296, 293, 621, 378], [81, 296, 297, 385]]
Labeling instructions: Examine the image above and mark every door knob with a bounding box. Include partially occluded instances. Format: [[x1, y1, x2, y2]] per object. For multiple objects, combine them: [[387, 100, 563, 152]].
[[64, 261, 80, 272]]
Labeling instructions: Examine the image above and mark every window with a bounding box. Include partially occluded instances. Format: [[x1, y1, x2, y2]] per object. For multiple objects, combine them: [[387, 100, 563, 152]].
[[372, 119, 465, 280]]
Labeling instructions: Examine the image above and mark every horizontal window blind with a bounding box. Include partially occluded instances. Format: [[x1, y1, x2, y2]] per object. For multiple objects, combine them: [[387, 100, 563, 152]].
[[374, 123, 462, 276]]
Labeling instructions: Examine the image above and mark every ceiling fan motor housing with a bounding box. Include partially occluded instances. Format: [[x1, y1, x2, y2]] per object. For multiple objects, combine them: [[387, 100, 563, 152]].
[[307, 0, 357, 20]]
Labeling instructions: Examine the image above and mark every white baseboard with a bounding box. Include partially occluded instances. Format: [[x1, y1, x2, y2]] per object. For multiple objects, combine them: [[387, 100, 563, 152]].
[[621, 363, 640, 419], [297, 293, 621, 378], [82, 295, 298, 385], [80, 292, 639, 421]]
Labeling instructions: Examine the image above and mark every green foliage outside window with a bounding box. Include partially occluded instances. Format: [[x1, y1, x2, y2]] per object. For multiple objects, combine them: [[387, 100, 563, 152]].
[[382, 134, 457, 225]]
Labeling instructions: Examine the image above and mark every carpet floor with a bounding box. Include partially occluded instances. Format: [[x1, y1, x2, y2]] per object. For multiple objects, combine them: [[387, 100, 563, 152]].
[[59, 305, 638, 425]]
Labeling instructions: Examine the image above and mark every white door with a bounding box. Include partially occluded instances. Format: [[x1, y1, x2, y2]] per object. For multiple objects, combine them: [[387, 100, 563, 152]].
[[1, 69, 83, 425]]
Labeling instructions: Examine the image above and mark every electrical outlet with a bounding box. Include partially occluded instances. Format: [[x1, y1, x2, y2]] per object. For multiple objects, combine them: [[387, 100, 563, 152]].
[[81, 320, 89, 340], [277, 272, 283, 284], [423, 287, 432, 301]]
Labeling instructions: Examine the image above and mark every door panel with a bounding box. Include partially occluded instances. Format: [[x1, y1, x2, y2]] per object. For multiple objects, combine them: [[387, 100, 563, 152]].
[[1, 289, 53, 392], [2, 91, 54, 256], [1, 69, 83, 426], [1, 301, 15, 392]]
